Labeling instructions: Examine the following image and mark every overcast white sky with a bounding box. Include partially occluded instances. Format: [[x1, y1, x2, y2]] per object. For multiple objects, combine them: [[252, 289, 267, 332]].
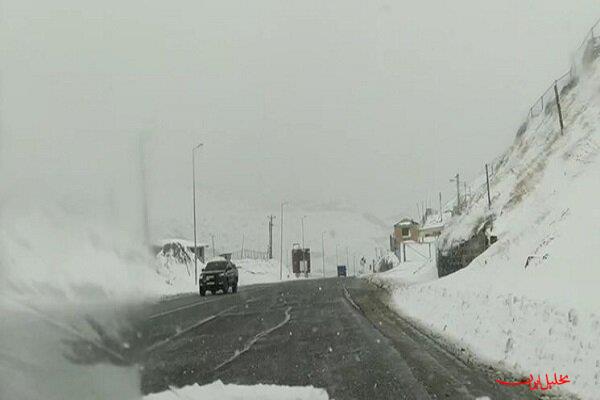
[[1, 0, 599, 240]]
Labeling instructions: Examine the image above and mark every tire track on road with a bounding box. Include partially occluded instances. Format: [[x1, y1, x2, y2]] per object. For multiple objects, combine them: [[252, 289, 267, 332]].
[[147, 286, 265, 320], [147, 297, 224, 320], [213, 306, 292, 371], [144, 305, 237, 354]]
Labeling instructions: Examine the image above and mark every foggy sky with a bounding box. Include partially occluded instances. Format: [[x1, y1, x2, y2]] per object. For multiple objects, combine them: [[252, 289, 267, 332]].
[[2, 0, 599, 241]]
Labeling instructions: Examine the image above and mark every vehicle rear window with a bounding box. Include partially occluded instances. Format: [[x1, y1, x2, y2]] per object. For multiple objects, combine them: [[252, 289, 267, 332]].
[[205, 261, 227, 271]]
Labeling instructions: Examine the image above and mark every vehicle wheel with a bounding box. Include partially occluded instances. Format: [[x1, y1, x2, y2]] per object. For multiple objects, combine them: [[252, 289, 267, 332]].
[[222, 280, 229, 294], [199, 287, 206, 297], [232, 282, 238, 293]]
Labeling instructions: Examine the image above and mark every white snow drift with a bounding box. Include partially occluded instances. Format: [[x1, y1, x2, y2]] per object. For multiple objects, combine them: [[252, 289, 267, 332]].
[[144, 380, 329, 400]]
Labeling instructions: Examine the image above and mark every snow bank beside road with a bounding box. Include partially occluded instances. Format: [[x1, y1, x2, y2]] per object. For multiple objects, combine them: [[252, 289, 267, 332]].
[[370, 35, 600, 400], [367, 259, 437, 290], [154, 241, 203, 294], [144, 380, 329, 400], [237, 258, 322, 286], [237, 258, 292, 285]]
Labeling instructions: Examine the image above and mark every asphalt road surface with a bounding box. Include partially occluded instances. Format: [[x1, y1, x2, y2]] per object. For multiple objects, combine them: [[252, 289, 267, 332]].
[[134, 277, 539, 400]]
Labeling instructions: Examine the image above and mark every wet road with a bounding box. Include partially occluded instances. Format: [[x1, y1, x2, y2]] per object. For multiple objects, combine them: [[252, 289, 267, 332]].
[[135, 277, 537, 400]]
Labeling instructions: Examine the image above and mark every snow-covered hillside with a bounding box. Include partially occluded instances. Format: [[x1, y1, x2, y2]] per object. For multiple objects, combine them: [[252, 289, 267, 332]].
[[371, 36, 600, 399]]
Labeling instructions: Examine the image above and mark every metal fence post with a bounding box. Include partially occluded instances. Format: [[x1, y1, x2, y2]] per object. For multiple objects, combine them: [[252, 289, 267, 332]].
[[485, 164, 492, 208], [554, 81, 565, 135]]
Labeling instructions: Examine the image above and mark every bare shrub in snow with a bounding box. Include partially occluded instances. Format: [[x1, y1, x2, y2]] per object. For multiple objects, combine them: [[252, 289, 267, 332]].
[[504, 158, 546, 210], [568, 309, 579, 327], [378, 258, 394, 272]]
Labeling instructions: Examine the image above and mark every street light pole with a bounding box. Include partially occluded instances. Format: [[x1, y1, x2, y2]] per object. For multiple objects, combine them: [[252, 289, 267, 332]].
[[280, 201, 287, 280], [192, 143, 203, 286], [321, 231, 325, 277]]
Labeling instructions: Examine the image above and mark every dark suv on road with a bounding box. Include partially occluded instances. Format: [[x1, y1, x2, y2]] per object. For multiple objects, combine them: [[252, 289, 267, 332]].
[[199, 259, 238, 296]]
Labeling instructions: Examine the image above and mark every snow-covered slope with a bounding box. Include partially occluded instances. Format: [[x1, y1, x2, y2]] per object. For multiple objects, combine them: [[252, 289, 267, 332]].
[[154, 240, 202, 293], [373, 37, 600, 399]]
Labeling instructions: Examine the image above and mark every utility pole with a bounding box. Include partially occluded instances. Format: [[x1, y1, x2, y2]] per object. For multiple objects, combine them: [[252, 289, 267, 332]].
[[192, 143, 203, 286], [450, 173, 460, 213], [438, 192, 442, 222], [268, 215, 275, 259], [280, 202, 287, 280], [485, 164, 492, 208], [353, 254, 357, 276], [321, 231, 325, 277]]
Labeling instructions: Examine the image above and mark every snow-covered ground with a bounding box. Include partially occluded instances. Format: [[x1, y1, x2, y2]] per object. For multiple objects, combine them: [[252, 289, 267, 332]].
[[367, 39, 600, 399], [237, 258, 287, 285], [144, 380, 329, 400], [367, 255, 437, 290], [154, 240, 202, 293]]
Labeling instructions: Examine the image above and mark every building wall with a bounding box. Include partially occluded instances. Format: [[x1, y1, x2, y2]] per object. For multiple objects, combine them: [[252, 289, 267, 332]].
[[393, 224, 419, 248]]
